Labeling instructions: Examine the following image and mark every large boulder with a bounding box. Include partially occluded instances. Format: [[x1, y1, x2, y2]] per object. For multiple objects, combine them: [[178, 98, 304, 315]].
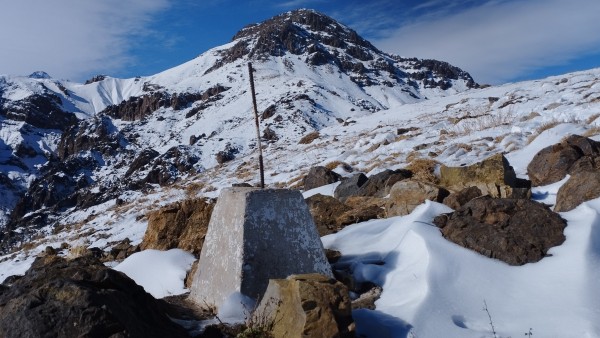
[[253, 273, 354, 338], [141, 197, 216, 256], [305, 194, 352, 236], [555, 171, 600, 212], [386, 180, 449, 217], [303, 166, 342, 191], [440, 153, 530, 198], [0, 255, 189, 338], [355, 169, 411, 198], [437, 196, 567, 265], [334, 173, 368, 202], [527, 135, 600, 186]]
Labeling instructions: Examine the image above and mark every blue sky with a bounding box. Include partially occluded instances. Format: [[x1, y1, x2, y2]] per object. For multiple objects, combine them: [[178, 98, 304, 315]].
[[1, 0, 599, 84]]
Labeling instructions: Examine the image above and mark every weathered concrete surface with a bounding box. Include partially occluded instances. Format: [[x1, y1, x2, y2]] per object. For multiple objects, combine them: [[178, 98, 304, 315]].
[[189, 188, 332, 310]]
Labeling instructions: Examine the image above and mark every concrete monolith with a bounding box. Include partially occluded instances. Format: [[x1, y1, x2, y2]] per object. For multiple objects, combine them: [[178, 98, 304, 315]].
[[189, 187, 333, 310]]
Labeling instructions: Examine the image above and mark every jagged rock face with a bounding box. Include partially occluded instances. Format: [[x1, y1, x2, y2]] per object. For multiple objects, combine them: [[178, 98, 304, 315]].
[[0, 255, 189, 338], [0, 93, 77, 130], [58, 115, 125, 160], [142, 146, 200, 186], [233, 9, 377, 59], [103, 85, 229, 121], [209, 9, 477, 89]]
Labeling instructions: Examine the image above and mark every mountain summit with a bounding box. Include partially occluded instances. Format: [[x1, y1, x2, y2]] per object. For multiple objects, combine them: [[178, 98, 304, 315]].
[[207, 9, 477, 89]]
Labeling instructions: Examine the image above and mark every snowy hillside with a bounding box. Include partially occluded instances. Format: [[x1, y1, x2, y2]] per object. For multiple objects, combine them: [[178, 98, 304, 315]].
[[1, 8, 600, 338], [0, 9, 476, 237]]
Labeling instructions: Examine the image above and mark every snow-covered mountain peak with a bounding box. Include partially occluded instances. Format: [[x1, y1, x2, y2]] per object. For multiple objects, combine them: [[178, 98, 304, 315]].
[[27, 71, 52, 79], [232, 9, 378, 58], [204, 9, 476, 91]]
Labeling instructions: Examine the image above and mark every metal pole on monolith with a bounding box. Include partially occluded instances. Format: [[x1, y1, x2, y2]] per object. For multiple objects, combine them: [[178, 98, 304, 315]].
[[188, 187, 332, 310], [248, 62, 265, 189]]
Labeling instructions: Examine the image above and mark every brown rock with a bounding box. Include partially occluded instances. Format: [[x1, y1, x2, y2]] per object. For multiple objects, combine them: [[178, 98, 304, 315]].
[[305, 194, 352, 236], [0, 255, 189, 338], [141, 197, 216, 255], [386, 180, 449, 217], [254, 273, 354, 338], [527, 135, 600, 186], [355, 169, 411, 198], [343, 196, 386, 209], [336, 205, 385, 227], [555, 170, 600, 212], [303, 166, 341, 191], [441, 153, 530, 198], [527, 142, 582, 186], [443, 186, 482, 210], [441, 196, 566, 265], [338, 196, 386, 225]]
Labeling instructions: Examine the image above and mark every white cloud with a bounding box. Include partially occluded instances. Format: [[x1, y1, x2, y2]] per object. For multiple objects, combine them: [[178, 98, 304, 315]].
[[0, 0, 169, 81], [275, 0, 326, 9], [373, 0, 600, 84]]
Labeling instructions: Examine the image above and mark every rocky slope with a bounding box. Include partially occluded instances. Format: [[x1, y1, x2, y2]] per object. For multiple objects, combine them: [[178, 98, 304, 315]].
[[0, 9, 477, 251]]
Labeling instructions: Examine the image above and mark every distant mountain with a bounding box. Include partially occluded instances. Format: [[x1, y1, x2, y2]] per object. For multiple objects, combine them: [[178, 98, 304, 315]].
[[0, 9, 478, 251]]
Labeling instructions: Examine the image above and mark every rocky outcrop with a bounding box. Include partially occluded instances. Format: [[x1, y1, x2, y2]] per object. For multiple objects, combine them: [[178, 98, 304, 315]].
[[386, 180, 449, 217], [554, 171, 600, 212], [527, 135, 600, 186], [103, 85, 229, 121], [440, 153, 530, 198], [0, 93, 77, 131], [215, 144, 239, 164], [0, 255, 189, 338], [58, 115, 124, 160], [436, 196, 566, 265], [141, 197, 216, 255], [254, 273, 354, 338], [303, 166, 341, 191], [143, 146, 200, 186]]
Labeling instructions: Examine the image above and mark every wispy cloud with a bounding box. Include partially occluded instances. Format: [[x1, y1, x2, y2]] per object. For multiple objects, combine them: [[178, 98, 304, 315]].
[[372, 0, 600, 84], [275, 0, 326, 9], [0, 0, 169, 81]]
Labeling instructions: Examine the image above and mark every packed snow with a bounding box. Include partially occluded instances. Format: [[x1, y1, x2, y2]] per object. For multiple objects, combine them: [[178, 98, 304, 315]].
[[113, 249, 196, 298]]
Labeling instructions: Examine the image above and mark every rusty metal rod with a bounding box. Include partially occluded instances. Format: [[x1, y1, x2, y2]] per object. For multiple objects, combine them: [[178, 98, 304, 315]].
[[248, 62, 265, 189]]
